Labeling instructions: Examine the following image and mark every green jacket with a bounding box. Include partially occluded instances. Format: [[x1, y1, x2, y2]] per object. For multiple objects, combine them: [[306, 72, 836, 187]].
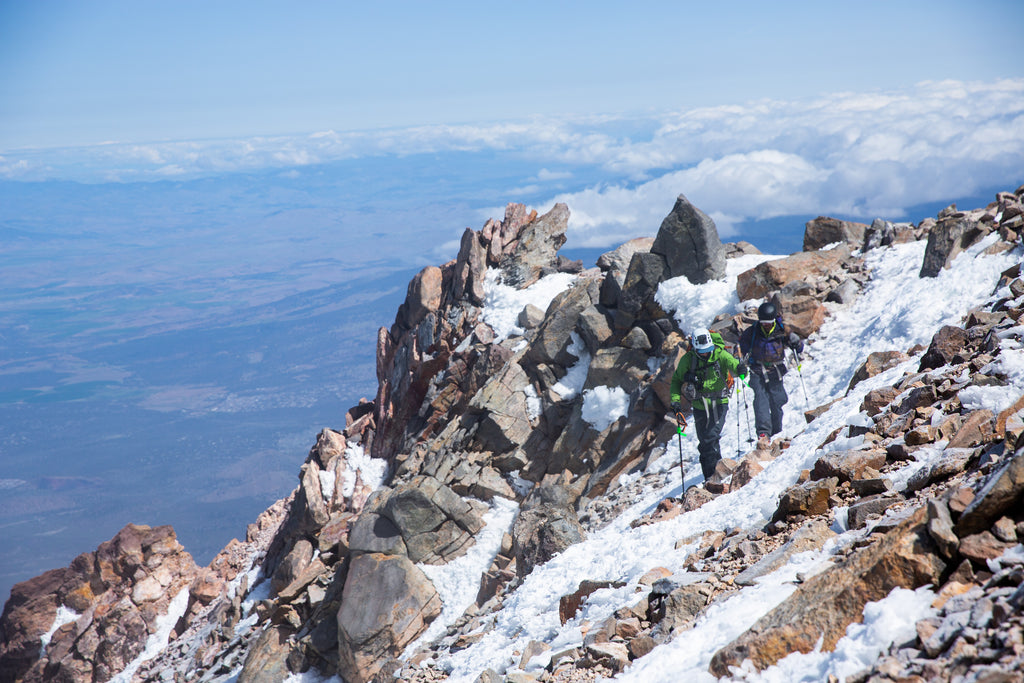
[[670, 346, 740, 406]]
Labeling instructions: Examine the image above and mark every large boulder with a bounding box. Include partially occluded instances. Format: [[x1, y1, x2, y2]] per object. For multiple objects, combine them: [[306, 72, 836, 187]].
[[736, 245, 853, 301], [618, 252, 670, 319], [526, 275, 601, 367], [469, 358, 534, 455], [803, 216, 868, 251], [453, 228, 488, 305], [650, 194, 726, 284], [351, 476, 485, 565], [919, 216, 986, 278], [401, 266, 443, 329], [598, 237, 655, 274], [511, 486, 586, 577], [336, 553, 442, 683], [955, 449, 1024, 536]]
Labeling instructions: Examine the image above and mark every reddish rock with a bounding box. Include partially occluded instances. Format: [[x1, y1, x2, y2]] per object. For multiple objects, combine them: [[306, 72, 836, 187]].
[[736, 246, 853, 301], [946, 409, 995, 449], [710, 507, 946, 675], [803, 216, 869, 251], [958, 531, 1012, 565], [849, 351, 909, 391]]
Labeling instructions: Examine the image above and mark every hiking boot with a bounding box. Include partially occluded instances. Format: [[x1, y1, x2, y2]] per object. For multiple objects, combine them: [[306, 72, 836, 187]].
[[756, 433, 770, 450]]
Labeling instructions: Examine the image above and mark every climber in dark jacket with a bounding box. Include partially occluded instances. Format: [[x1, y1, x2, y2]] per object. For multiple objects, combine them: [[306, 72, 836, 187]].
[[670, 327, 745, 480], [738, 301, 804, 445]]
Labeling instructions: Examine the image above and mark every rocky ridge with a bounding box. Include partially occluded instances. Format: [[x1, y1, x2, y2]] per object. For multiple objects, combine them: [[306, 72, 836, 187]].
[[2, 186, 1024, 682]]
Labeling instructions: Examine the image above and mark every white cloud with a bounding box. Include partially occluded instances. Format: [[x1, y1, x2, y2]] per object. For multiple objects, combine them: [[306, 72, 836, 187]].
[[1, 79, 1021, 252], [542, 79, 1024, 247]]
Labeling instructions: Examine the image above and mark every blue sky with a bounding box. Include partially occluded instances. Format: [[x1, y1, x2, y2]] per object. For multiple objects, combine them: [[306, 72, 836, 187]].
[[1, 1, 1022, 251], [1, 1, 1020, 149]]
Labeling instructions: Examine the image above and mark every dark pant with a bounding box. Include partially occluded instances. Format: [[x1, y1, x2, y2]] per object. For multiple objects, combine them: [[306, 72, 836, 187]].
[[749, 367, 788, 437], [692, 398, 730, 480]]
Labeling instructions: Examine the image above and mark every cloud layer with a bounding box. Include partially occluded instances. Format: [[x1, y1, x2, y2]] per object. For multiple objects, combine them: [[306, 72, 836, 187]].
[[2, 79, 1022, 249], [546, 79, 1024, 245]]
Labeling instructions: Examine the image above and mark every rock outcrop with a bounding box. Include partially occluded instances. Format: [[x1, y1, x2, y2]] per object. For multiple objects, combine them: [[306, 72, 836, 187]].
[[650, 194, 726, 284], [0, 525, 199, 683], [4, 185, 1024, 683]]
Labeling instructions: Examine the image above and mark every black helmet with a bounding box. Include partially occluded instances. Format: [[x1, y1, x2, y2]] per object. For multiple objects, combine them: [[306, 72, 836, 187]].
[[757, 302, 777, 323]]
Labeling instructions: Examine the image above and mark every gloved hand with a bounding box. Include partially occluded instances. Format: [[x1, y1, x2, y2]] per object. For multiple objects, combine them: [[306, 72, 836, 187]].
[[682, 383, 697, 402], [788, 333, 804, 354], [669, 402, 687, 430], [736, 361, 748, 378]]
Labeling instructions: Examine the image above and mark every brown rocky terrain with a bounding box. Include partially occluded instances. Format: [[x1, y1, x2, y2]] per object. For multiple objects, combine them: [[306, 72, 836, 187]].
[[2, 185, 1024, 683]]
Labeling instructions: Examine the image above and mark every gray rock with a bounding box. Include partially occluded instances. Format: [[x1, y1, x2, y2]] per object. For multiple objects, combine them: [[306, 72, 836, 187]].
[[337, 553, 442, 683], [735, 520, 835, 586], [512, 487, 587, 577], [618, 251, 669, 318], [863, 218, 896, 251], [597, 237, 655, 273], [650, 194, 726, 284], [237, 625, 294, 683], [621, 326, 652, 350], [470, 358, 534, 454], [847, 494, 898, 529], [526, 275, 600, 367], [518, 303, 545, 330], [956, 449, 1024, 537], [501, 203, 570, 288], [599, 268, 625, 307], [453, 228, 488, 306], [659, 580, 716, 633], [347, 512, 408, 557], [583, 346, 650, 393], [576, 305, 614, 355], [926, 498, 959, 559], [905, 448, 976, 492], [919, 217, 984, 278], [825, 278, 860, 304]]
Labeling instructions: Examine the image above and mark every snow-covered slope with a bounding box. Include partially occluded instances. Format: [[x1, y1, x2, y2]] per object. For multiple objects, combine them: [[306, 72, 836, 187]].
[[415, 232, 1021, 682]]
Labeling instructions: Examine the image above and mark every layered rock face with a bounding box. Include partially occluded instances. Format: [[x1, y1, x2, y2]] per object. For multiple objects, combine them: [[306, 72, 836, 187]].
[[0, 524, 199, 683], [3, 185, 1024, 683]]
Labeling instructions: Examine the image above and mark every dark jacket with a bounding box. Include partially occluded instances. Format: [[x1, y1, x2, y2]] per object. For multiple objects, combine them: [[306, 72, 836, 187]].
[[739, 318, 802, 370]]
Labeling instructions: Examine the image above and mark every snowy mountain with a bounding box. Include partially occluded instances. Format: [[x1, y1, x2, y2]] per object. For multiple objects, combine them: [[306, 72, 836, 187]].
[[3, 187, 1024, 683]]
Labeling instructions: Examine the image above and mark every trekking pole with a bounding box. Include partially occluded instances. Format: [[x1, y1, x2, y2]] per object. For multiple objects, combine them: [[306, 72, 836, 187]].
[[735, 382, 743, 456], [677, 426, 685, 490], [792, 348, 810, 409], [675, 418, 688, 495], [742, 382, 754, 443]]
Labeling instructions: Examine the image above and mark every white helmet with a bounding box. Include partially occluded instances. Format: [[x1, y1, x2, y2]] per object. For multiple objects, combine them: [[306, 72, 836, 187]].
[[691, 327, 714, 354]]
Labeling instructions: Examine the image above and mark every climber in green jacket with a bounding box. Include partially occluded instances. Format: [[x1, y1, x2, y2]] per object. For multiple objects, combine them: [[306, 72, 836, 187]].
[[670, 327, 746, 482]]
